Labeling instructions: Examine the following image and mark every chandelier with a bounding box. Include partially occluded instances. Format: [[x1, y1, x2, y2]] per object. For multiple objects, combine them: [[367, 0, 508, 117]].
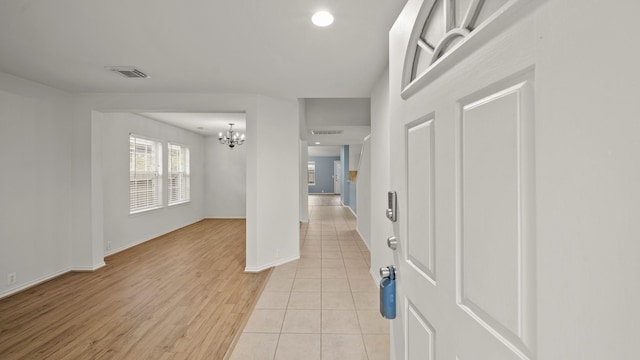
[[218, 123, 245, 149]]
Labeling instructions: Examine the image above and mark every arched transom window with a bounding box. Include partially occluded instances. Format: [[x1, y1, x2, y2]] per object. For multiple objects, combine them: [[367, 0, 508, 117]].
[[402, 0, 524, 98]]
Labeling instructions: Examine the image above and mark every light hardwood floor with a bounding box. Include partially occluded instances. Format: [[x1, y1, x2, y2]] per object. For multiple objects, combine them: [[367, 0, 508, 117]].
[[0, 219, 270, 360]]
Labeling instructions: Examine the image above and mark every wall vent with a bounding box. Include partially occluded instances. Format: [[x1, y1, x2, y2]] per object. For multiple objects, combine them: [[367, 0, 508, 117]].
[[106, 66, 150, 79], [311, 130, 343, 135]]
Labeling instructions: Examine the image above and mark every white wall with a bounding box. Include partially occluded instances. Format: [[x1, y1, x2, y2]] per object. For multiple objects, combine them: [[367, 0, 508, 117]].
[[305, 98, 371, 126], [205, 135, 246, 218], [0, 80, 303, 296], [356, 136, 371, 248], [299, 140, 309, 222], [0, 72, 75, 298], [95, 112, 205, 256], [73, 92, 298, 273], [298, 99, 309, 223], [248, 95, 300, 271], [369, 68, 393, 282], [349, 144, 363, 171]]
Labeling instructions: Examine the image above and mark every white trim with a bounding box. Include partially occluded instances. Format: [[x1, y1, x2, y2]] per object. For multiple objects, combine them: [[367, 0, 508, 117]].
[[105, 235, 157, 257], [0, 268, 73, 300], [129, 205, 163, 216], [355, 228, 370, 251], [105, 218, 204, 256], [346, 205, 357, 218], [167, 200, 191, 208], [71, 262, 106, 272], [357, 134, 371, 174], [205, 217, 247, 220], [401, 0, 532, 99], [245, 254, 300, 273]]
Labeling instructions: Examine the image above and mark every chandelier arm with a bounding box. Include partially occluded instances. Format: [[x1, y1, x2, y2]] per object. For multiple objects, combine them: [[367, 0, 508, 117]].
[[218, 123, 245, 148]]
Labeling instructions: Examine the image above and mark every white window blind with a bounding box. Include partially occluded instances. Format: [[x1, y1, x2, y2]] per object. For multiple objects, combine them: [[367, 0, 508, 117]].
[[130, 135, 162, 213], [168, 143, 190, 205]]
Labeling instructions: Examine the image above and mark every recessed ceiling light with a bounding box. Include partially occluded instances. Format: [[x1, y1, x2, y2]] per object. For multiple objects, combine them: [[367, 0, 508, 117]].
[[315, 142, 321, 145], [312, 11, 334, 27]]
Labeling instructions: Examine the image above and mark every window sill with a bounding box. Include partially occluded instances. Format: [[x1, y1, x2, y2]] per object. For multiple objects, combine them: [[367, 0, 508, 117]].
[[168, 200, 191, 207], [129, 206, 163, 216]]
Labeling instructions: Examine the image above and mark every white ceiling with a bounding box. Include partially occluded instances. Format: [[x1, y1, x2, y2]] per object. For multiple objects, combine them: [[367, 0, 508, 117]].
[[137, 112, 246, 136], [304, 97, 371, 145], [0, 0, 407, 99]]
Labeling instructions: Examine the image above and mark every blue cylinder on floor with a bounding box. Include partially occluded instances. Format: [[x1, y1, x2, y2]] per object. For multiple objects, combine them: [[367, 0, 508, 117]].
[[380, 276, 396, 319]]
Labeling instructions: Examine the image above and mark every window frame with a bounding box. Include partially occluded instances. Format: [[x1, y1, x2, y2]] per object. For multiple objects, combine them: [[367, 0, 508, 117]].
[[129, 134, 163, 214], [167, 142, 191, 206], [307, 161, 316, 186]]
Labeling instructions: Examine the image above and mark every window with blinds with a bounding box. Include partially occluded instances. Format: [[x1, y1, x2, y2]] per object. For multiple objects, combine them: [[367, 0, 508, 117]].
[[307, 161, 316, 185], [168, 143, 190, 205], [130, 135, 162, 213]]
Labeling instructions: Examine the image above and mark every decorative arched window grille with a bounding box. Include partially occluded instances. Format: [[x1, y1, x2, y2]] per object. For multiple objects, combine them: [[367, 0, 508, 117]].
[[401, 0, 526, 98]]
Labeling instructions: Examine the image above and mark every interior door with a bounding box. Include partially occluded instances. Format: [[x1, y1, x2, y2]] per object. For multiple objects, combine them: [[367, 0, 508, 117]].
[[333, 160, 342, 194], [389, 1, 537, 359]]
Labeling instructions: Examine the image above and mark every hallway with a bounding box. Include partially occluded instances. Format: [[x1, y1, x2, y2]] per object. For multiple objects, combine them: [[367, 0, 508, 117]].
[[230, 195, 388, 359]]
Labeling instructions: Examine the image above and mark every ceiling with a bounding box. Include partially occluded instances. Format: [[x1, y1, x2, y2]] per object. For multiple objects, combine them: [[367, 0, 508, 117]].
[[0, 0, 407, 99], [137, 112, 246, 136], [304, 97, 370, 145]]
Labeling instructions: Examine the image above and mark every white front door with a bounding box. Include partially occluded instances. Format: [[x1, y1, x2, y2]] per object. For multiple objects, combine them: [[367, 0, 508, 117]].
[[388, 1, 540, 359], [333, 160, 342, 194], [387, 0, 640, 359]]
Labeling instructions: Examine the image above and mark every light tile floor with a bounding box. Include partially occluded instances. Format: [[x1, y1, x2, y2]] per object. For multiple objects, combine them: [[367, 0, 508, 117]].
[[230, 195, 389, 360]]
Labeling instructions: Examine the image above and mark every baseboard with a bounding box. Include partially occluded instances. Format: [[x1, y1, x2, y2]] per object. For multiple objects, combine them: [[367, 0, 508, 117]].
[[346, 206, 357, 218], [205, 217, 247, 220], [0, 268, 72, 300], [355, 228, 371, 251], [105, 218, 205, 257], [71, 262, 106, 272], [369, 267, 381, 285], [105, 235, 157, 257], [245, 254, 300, 273], [0, 259, 111, 300]]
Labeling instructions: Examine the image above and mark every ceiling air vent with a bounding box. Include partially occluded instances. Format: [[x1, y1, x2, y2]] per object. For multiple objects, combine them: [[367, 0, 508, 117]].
[[106, 66, 150, 79], [311, 130, 343, 135]]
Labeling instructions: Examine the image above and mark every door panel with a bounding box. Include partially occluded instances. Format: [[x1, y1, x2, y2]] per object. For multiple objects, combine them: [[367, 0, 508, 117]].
[[406, 117, 436, 282], [406, 299, 436, 360], [456, 73, 536, 358]]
